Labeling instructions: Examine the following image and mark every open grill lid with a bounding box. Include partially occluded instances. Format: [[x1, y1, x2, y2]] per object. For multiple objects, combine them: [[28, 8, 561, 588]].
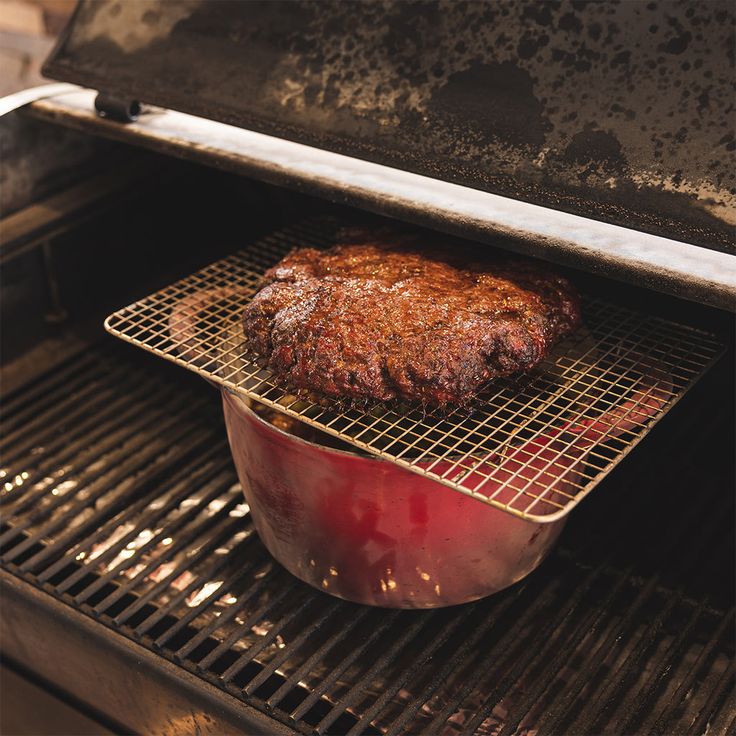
[[40, 0, 735, 306]]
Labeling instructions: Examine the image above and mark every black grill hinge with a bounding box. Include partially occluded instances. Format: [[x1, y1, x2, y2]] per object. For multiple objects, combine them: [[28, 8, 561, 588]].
[[94, 93, 141, 123]]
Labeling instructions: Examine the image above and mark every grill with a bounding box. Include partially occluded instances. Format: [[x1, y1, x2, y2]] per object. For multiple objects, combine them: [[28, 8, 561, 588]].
[[105, 219, 723, 521], [2, 1, 735, 730], [0, 344, 733, 734]]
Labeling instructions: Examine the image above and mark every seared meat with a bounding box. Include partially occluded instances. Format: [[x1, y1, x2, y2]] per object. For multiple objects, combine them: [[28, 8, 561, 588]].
[[242, 230, 581, 406]]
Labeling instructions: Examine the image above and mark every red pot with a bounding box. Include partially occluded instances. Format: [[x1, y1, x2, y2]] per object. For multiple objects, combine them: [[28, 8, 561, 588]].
[[222, 390, 568, 608]]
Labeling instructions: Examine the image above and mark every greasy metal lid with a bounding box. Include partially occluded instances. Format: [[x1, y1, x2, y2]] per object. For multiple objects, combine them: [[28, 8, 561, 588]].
[[44, 1, 734, 255]]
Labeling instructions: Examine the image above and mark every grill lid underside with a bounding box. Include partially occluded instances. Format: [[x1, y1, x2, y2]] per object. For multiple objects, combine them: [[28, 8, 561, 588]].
[[43, 0, 735, 254]]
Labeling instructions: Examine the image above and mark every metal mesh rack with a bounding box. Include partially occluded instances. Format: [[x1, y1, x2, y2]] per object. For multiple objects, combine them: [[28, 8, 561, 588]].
[[1, 346, 734, 735], [104, 220, 724, 522]]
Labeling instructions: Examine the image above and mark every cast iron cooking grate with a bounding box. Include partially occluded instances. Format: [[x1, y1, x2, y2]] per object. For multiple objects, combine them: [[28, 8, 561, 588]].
[[0, 347, 733, 734], [104, 219, 724, 522]]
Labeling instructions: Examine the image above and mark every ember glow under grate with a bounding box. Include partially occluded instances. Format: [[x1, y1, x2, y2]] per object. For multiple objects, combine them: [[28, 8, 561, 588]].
[[104, 220, 724, 521]]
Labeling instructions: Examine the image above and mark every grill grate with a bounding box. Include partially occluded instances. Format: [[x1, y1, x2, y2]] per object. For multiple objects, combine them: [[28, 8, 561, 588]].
[[104, 219, 724, 522], [1, 345, 734, 735]]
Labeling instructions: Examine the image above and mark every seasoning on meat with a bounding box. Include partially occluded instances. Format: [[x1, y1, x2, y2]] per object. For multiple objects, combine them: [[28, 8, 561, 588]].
[[242, 230, 581, 407]]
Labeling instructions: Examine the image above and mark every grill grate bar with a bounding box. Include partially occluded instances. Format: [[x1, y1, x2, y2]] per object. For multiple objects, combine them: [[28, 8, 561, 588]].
[[614, 600, 711, 735], [345, 605, 479, 736], [383, 587, 526, 736], [11, 417, 209, 572], [0, 353, 101, 429], [532, 493, 730, 736], [291, 610, 402, 722], [39, 455, 228, 588], [51, 445, 230, 593], [197, 570, 303, 672], [503, 571, 638, 735], [174, 562, 285, 662], [423, 567, 610, 733], [708, 673, 736, 736], [110, 502, 244, 625], [240, 597, 343, 696], [134, 528, 259, 638], [714, 710, 736, 736], [648, 608, 736, 735], [2, 403, 202, 560], [0, 361, 134, 457], [221, 590, 318, 684], [1, 375, 185, 522], [689, 658, 736, 736], [265, 605, 373, 711], [613, 537, 734, 734], [314, 612, 438, 734], [74, 469, 236, 607], [154, 541, 273, 652], [589, 534, 733, 736], [427, 577, 583, 734], [104, 218, 724, 523], [500, 584, 659, 736]]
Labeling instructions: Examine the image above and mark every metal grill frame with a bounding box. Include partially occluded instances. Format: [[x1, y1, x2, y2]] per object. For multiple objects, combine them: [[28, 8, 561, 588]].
[[104, 219, 725, 522]]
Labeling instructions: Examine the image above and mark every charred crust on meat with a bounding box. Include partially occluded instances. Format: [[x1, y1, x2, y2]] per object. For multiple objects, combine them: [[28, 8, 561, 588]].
[[242, 230, 582, 408]]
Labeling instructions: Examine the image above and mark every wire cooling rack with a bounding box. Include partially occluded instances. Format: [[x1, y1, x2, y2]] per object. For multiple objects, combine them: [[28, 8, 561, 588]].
[[105, 219, 724, 522]]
